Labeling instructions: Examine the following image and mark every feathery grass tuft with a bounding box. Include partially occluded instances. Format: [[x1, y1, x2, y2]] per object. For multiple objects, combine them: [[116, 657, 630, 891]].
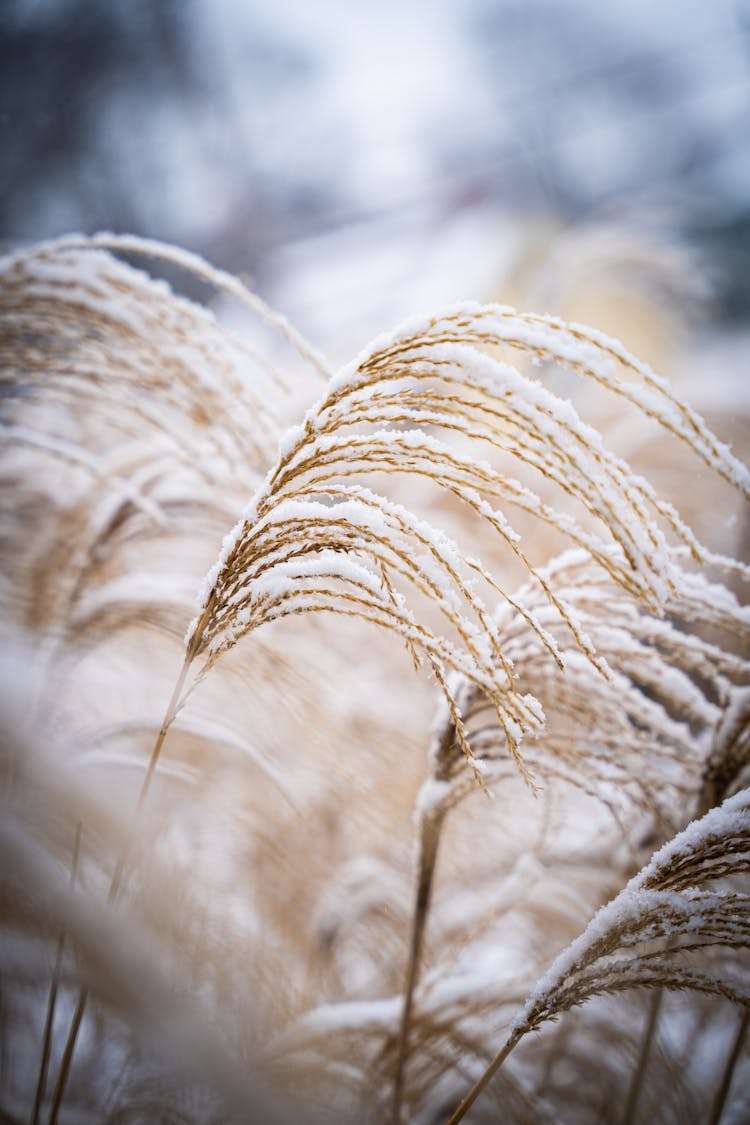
[[1, 233, 748, 1124]]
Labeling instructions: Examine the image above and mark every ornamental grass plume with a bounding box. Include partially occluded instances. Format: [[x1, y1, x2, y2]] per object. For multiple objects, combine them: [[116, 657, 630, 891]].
[[184, 292, 748, 797], [0, 233, 748, 1124], [391, 546, 750, 1121]]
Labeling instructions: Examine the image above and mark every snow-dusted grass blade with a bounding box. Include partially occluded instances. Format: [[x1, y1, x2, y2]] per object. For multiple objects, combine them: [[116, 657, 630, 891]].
[[447, 788, 750, 1123]]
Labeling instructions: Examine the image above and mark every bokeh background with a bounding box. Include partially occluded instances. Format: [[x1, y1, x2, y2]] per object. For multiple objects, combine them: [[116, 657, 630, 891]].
[[3, 0, 750, 363]]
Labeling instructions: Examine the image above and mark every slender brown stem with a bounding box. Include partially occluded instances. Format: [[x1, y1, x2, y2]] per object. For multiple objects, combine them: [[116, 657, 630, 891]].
[[707, 1009, 749, 1125], [46, 992, 87, 1125], [621, 988, 663, 1125], [391, 807, 445, 1124], [446, 1026, 523, 1125], [47, 655, 193, 1125], [31, 823, 82, 1125], [107, 655, 192, 905]]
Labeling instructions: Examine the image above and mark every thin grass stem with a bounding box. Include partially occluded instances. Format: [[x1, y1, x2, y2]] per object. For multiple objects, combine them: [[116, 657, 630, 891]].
[[621, 988, 663, 1125], [707, 1009, 749, 1125], [391, 806, 445, 1124], [46, 992, 87, 1125], [31, 822, 82, 1125], [446, 1027, 524, 1125]]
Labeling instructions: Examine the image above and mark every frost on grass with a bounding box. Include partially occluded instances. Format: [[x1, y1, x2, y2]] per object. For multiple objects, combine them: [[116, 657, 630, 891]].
[[422, 548, 750, 821], [2, 236, 749, 1125], [188, 300, 749, 786], [516, 788, 750, 1035]]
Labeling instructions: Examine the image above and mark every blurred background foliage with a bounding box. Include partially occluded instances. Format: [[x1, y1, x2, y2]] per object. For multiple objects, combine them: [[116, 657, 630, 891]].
[[3, 0, 750, 352]]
